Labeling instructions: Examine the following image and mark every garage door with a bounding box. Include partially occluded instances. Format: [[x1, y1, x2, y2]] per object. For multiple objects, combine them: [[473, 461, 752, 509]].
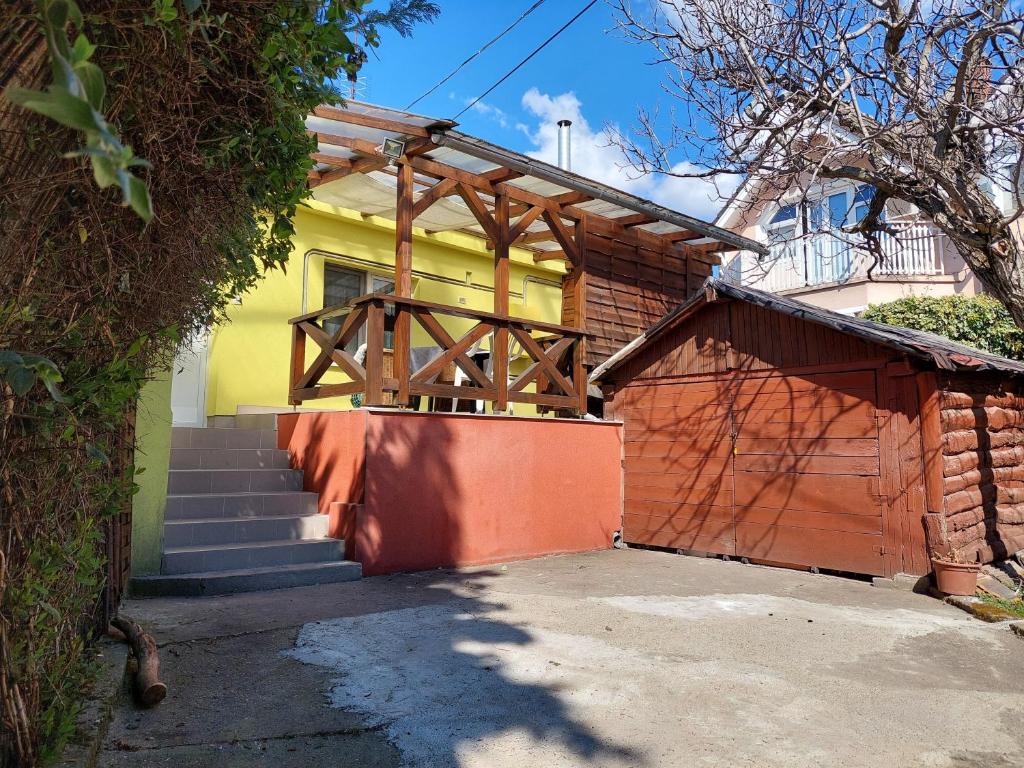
[[621, 378, 737, 556], [731, 370, 885, 575], [620, 369, 886, 575]]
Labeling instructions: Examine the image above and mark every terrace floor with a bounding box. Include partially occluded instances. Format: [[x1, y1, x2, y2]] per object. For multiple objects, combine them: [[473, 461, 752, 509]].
[[99, 549, 1024, 768]]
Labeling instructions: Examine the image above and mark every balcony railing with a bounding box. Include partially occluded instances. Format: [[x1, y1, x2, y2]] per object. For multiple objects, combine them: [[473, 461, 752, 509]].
[[722, 220, 946, 292], [288, 294, 589, 415]]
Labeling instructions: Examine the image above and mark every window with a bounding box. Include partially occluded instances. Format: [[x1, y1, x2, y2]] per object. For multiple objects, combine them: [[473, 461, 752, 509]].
[[852, 185, 875, 224], [323, 263, 397, 351]]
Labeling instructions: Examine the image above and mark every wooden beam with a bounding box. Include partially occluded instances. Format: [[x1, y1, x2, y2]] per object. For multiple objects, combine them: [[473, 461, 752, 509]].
[[572, 215, 588, 414], [364, 301, 385, 406], [313, 135, 713, 259], [393, 163, 414, 406], [412, 177, 458, 220], [310, 153, 352, 167], [509, 205, 545, 241], [312, 131, 433, 167], [410, 156, 496, 194], [457, 183, 499, 241], [541, 210, 580, 264], [312, 131, 381, 156], [493, 191, 510, 413], [411, 313, 493, 388], [551, 191, 592, 206], [313, 105, 435, 137], [515, 229, 558, 245], [533, 250, 569, 263], [615, 213, 658, 228], [665, 229, 702, 242], [297, 319, 368, 386], [483, 168, 524, 183], [313, 155, 386, 186]]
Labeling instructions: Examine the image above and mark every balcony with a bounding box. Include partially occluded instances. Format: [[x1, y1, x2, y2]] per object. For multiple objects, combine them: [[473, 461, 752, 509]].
[[722, 220, 946, 293], [288, 294, 589, 414]]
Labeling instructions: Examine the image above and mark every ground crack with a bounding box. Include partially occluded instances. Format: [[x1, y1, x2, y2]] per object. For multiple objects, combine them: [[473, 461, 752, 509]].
[[107, 723, 387, 752]]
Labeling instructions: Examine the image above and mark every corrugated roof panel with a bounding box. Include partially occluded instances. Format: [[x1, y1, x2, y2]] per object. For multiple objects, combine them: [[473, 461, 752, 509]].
[[306, 115, 392, 144], [638, 221, 688, 235], [510, 175, 574, 197]]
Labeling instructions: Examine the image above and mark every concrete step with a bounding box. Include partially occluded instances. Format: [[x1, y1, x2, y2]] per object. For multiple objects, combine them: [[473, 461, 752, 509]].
[[165, 491, 319, 520], [233, 413, 280, 431], [171, 427, 278, 450], [161, 538, 347, 575], [163, 514, 330, 547], [131, 560, 362, 597], [167, 468, 303, 495], [169, 447, 291, 470]]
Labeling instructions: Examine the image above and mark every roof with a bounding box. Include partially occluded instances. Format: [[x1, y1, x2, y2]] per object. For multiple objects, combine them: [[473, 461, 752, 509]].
[[591, 278, 1024, 381], [306, 101, 766, 256]]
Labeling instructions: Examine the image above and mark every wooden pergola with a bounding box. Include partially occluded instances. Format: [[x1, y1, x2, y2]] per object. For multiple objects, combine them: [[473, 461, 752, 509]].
[[289, 102, 765, 415]]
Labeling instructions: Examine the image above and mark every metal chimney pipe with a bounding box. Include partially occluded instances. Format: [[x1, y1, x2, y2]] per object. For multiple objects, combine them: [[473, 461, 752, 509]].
[[557, 119, 572, 171]]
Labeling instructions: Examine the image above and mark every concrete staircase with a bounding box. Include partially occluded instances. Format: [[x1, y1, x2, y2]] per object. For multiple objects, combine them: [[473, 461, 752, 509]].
[[131, 415, 361, 597]]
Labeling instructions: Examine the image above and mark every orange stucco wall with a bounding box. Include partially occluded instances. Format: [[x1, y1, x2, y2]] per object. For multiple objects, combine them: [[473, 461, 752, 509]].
[[278, 410, 624, 576]]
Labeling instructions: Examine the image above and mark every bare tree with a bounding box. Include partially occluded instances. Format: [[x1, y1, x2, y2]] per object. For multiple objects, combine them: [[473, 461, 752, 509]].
[[613, 0, 1024, 324]]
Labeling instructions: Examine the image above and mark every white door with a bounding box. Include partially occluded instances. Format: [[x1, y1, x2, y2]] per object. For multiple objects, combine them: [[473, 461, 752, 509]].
[[171, 333, 209, 427]]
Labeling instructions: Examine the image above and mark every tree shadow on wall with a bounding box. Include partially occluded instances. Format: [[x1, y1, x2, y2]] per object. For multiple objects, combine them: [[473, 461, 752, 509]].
[[288, 409, 643, 767]]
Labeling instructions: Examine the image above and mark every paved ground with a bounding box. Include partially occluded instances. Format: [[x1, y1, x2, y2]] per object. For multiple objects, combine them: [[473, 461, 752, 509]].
[[99, 549, 1024, 768]]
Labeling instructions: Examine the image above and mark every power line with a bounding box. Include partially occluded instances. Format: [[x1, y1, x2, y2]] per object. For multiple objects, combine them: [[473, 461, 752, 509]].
[[405, 0, 549, 111], [453, 0, 598, 121]]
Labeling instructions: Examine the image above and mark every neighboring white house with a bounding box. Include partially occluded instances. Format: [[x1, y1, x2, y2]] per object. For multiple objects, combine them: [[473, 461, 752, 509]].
[[715, 175, 984, 315]]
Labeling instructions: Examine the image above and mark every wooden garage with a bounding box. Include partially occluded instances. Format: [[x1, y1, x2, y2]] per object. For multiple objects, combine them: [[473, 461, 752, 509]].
[[592, 278, 1024, 577]]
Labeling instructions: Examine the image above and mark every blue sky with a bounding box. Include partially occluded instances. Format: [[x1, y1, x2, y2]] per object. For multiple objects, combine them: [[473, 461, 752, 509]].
[[351, 0, 731, 220]]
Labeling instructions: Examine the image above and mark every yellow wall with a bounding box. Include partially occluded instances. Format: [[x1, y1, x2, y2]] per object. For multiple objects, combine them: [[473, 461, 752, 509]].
[[205, 201, 567, 416]]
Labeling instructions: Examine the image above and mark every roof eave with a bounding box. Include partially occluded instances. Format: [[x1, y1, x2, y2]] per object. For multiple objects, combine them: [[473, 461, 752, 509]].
[[432, 130, 768, 256]]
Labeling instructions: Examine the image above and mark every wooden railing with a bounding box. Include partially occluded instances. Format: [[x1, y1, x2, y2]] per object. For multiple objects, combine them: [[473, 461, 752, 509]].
[[288, 294, 590, 415]]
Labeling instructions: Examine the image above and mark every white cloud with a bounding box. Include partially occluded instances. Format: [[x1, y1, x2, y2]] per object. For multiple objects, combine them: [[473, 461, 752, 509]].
[[466, 99, 509, 129], [517, 87, 735, 221]]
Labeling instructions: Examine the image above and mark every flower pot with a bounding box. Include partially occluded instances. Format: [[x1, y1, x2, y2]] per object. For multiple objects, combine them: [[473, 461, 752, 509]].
[[931, 558, 981, 596]]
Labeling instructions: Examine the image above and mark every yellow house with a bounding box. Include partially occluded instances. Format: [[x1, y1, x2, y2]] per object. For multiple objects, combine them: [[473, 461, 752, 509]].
[[170, 197, 567, 424]]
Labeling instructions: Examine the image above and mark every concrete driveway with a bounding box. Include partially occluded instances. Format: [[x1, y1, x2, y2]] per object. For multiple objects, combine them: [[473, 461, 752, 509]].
[[99, 550, 1024, 768]]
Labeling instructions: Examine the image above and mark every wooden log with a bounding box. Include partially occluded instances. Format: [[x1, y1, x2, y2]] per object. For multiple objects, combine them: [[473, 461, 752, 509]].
[[922, 512, 951, 557], [940, 390, 1024, 410], [945, 485, 997, 515], [111, 616, 167, 707], [942, 427, 1024, 454], [943, 445, 1024, 477], [944, 466, 1024, 494], [940, 406, 1024, 431]]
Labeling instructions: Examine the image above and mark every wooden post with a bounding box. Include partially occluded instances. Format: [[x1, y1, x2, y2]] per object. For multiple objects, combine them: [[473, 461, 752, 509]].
[[289, 323, 306, 405], [365, 300, 385, 406], [917, 371, 950, 558], [572, 215, 588, 415], [393, 162, 414, 406], [492, 192, 510, 413]]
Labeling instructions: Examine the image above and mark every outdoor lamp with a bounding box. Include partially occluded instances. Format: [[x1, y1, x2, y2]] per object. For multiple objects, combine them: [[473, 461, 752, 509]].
[[380, 137, 406, 164]]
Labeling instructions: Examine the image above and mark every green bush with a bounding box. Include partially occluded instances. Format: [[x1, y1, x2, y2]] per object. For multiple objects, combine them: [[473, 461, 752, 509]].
[[1, 1, 437, 763], [862, 295, 1024, 360]]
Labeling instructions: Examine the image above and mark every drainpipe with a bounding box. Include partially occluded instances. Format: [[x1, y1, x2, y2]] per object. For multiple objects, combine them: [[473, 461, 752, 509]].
[[557, 120, 572, 172]]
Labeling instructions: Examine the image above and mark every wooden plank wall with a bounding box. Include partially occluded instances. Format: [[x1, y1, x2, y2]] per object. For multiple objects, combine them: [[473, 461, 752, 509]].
[[577, 226, 714, 367], [606, 297, 939, 576], [614, 300, 887, 381]]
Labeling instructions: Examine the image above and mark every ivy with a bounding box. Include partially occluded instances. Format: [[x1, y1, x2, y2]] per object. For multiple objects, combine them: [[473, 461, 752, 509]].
[[6, 0, 153, 222]]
